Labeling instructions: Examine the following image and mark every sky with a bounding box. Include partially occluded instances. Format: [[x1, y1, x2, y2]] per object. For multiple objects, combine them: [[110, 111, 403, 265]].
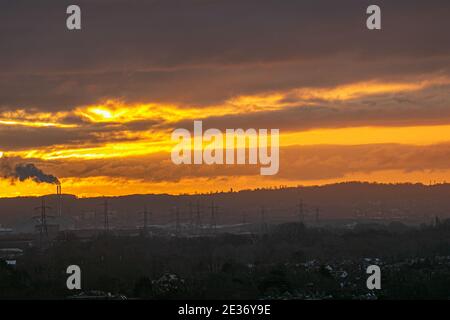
[[1, 0, 450, 197]]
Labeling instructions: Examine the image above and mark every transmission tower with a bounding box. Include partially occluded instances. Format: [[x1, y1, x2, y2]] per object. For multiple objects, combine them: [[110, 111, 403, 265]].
[[297, 199, 304, 223], [260, 206, 268, 235], [195, 201, 202, 235], [33, 198, 52, 246], [140, 205, 151, 236], [100, 199, 112, 232], [242, 212, 247, 224], [209, 201, 219, 234], [315, 207, 320, 225], [175, 206, 181, 236], [188, 202, 194, 234]]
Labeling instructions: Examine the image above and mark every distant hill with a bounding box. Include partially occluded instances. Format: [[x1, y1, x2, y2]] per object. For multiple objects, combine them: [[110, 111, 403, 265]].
[[1, 182, 449, 228]]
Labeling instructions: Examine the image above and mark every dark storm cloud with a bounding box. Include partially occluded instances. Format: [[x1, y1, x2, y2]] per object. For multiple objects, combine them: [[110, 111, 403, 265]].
[[174, 84, 450, 132], [0, 122, 151, 150], [0, 0, 449, 110], [22, 143, 450, 183], [1, 82, 449, 151]]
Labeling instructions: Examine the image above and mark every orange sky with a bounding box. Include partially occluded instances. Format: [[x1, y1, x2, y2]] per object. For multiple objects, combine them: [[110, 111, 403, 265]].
[[2, 78, 450, 197]]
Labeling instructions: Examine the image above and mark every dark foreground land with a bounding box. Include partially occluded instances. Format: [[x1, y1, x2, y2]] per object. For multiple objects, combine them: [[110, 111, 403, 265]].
[[1, 220, 450, 300]]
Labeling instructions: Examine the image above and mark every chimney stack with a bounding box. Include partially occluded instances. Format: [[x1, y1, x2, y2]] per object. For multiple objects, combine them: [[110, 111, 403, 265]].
[[56, 184, 62, 217]]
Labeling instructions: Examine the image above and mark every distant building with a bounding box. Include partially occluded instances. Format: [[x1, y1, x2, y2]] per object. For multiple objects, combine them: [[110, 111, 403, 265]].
[[5, 260, 16, 266], [0, 248, 23, 267], [0, 224, 13, 235]]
